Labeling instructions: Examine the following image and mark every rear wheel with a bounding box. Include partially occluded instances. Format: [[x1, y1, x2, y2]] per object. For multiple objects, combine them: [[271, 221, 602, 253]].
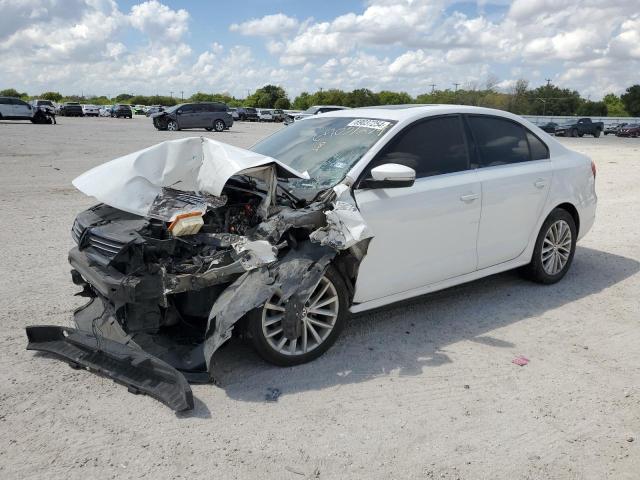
[[213, 119, 225, 132], [247, 265, 348, 366], [594, 129, 601, 138], [522, 208, 577, 284], [167, 120, 179, 131]]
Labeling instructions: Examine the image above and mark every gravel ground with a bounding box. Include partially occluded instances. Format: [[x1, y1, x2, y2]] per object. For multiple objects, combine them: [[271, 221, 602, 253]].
[[1, 116, 639, 480]]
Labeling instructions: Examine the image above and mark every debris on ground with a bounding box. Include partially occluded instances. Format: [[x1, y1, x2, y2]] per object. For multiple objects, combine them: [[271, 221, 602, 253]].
[[512, 355, 529, 366]]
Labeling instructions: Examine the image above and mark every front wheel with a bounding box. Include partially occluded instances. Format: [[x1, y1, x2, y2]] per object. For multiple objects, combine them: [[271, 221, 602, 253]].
[[247, 265, 348, 366], [522, 208, 577, 284], [570, 128, 578, 137], [167, 120, 179, 131]]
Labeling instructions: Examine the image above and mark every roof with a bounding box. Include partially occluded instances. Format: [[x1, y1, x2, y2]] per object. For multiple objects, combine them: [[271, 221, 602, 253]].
[[318, 104, 533, 124]]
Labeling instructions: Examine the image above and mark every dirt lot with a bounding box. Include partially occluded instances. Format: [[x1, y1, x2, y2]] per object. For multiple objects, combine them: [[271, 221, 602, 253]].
[[1, 116, 639, 479]]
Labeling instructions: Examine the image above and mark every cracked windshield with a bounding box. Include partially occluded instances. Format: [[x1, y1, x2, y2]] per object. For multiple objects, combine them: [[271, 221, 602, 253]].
[[251, 117, 396, 194]]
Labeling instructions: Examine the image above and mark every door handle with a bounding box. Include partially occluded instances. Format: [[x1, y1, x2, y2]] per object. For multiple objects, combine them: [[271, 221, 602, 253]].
[[460, 193, 479, 203], [534, 178, 547, 189]]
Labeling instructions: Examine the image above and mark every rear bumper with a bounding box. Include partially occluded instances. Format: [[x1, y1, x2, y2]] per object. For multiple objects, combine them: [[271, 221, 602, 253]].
[[26, 325, 194, 411]]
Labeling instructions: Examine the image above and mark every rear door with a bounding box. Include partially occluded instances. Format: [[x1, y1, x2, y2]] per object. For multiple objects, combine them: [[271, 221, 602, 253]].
[[353, 115, 481, 303], [466, 115, 552, 269]]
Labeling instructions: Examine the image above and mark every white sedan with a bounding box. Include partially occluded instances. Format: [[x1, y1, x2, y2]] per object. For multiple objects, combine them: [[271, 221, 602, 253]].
[[81, 104, 100, 117], [27, 105, 597, 410]]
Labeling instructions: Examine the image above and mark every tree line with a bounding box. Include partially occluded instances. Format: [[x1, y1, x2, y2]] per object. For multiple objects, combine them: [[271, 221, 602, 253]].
[[2, 82, 639, 117]]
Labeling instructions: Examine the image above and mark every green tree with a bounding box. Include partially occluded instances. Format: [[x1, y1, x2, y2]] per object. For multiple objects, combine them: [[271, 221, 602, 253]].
[[602, 93, 629, 116], [621, 85, 640, 117], [115, 93, 134, 102], [0, 88, 27, 98], [377, 90, 413, 105], [577, 101, 607, 116], [345, 88, 378, 107], [292, 92, 312, 110], [40, 91, 63, 102], [245, 85, 289, 108], [274, 97, 290, 109]]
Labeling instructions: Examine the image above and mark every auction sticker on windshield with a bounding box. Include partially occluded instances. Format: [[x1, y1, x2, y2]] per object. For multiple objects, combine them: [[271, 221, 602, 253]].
[[346, 119, 392, 130]]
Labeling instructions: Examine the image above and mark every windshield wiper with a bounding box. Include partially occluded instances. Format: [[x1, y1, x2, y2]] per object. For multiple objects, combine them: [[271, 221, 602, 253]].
[[277, 183, 305, 206]]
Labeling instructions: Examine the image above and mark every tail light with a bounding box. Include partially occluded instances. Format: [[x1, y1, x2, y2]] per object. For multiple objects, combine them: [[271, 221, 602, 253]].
[[591, 160, 597, 179]]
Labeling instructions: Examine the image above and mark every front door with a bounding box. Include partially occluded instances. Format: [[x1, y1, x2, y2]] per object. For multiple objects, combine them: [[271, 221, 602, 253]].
[[353, 115, 481, 304]]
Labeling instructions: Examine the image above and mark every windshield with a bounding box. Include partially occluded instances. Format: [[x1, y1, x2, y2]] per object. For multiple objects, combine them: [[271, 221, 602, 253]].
[[304, 107, 319, 114], [165, 105, 180, 113], [251, 116, 396, 193]]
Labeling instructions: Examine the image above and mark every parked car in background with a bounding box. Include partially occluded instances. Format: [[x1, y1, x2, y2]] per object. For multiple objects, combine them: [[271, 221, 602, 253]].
[[616, 123, 640, 137], [554, 118, 604, 137], [0, 96, 34, 120], [539, 122, 558, 134], [236, 107, 260, 121], [284, 105, 350, 125], [59, 102, 84, 117], [257, 109, 274, 122], [271, 109, 286, 122], [604, 123, 627, 135], [99, 105, 113, 117], [145, 106, 164, 117], [81, 105, 100, 117], [111, 104, 133, 119], [151, 102, 233, 131], [228, 107, 239, 120], [30, 99, 55, 115], [133, 105, 146, 115]]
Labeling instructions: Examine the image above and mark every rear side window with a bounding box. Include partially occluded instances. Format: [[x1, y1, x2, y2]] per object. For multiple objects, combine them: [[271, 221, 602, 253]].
[[526, 131, 550, 160], [370, 115, 469, 178], [467, 116, 530, 167]]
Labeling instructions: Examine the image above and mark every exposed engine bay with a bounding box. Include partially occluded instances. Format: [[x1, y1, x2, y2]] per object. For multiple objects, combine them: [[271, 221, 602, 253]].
[[26, 137, 373, 411]]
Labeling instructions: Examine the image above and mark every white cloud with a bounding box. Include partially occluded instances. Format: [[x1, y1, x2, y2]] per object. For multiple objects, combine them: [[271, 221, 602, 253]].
[[230, 13, 298, 36], [128, 0, 189, 41]]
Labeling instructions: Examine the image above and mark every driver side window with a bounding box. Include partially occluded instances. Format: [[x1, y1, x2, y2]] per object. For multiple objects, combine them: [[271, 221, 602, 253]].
[[366, 115, 470, 179]]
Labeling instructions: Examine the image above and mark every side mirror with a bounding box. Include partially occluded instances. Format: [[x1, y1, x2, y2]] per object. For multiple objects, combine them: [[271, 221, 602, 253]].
[[359, 163, 416, 189]]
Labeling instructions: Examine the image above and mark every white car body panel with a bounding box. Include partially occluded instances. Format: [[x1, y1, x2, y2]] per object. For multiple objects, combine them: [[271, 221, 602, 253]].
[[353, 170, 481, 302], [72, 137, 308, 220], [303, 105, 596, 312]]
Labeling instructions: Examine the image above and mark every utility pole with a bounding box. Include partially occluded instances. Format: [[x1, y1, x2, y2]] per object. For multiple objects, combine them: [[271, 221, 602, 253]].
[[545, 78, 552, 87], [453, 83, 460, 93], [181, 91, 184, 100], [430, 84, 436, 93], [170, 91, 173, 98]]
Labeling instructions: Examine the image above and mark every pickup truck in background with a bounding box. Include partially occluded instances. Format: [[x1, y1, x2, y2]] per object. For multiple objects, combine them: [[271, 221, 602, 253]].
[[554, 118, 604, 138]]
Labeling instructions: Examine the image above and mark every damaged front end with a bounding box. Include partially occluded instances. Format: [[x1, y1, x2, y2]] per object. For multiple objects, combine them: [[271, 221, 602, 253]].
[[28, 137, 372, 411]]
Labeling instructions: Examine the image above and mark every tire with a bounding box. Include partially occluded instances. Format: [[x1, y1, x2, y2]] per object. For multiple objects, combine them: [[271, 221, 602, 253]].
[[213, 119, 225, 132], [246, 265, 349, 366], [522, 208, 577, 284], [167, 120, 179, 131], [570, 128, 578, 137], [594, 129, 601, 138]]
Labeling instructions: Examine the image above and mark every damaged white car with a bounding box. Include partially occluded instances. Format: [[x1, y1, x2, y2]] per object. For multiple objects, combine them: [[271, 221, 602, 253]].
[[26, 106, 597, 411]]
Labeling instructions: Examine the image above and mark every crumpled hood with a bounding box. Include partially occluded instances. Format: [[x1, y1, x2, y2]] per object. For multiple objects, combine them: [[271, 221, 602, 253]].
[[72, 137, 308, 220]]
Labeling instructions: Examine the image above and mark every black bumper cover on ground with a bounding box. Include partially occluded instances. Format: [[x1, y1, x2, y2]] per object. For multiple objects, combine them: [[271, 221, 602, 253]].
[[26, 325, 194, 412]]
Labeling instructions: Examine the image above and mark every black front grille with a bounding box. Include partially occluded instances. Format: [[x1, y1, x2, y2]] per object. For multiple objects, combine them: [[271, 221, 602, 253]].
[[86, 231, 127, 260], [71, 220, 84, 244]]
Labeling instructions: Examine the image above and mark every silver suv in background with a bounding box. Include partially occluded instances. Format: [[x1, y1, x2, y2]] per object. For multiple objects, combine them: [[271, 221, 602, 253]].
[[0, 96, 34, 120], [284, 105, 350, 125], [151, 102, 233, 132]]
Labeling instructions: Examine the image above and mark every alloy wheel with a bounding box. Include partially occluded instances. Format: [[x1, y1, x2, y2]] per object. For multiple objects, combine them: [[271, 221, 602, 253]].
[[541, 220, 572, 275], [167, 121, 178, 131], [261, 276, 339, 356]]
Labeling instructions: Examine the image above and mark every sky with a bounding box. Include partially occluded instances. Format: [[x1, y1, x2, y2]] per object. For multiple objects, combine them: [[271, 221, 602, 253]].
[[0, 0, 639, 100]]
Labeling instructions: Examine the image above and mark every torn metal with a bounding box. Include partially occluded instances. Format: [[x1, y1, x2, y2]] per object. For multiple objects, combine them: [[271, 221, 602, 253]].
[[26, 137, 373, 410]]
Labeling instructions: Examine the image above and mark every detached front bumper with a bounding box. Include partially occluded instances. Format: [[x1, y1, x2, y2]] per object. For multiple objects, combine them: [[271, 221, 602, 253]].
[[26, 325, 194, 411]]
